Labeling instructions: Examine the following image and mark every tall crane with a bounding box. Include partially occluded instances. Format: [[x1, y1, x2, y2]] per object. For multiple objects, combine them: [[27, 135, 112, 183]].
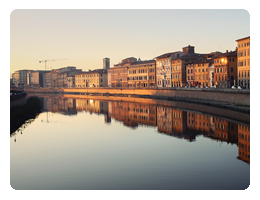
[[39, 58, 68, 70]]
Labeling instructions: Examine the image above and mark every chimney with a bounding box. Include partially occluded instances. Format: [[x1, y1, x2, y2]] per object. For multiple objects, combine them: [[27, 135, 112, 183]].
[[226, 50, 228, 53]]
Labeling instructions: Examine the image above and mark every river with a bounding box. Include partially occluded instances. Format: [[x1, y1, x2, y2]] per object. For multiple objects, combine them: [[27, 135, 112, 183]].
[[10, 93, 250, 190]]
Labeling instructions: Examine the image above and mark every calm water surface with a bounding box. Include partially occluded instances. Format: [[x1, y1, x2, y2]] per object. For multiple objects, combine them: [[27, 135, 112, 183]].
[[10, 95, 250, 190]]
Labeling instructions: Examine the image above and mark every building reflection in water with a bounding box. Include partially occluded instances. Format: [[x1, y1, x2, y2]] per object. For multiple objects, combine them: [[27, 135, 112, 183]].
[[39, 96, 250, 164]]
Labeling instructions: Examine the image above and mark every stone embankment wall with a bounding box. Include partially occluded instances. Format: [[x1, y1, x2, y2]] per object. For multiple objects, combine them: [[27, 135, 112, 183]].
[[24, 87, 250, 106]]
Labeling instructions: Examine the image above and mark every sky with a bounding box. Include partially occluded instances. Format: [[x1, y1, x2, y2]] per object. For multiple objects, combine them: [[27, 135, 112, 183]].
[[10, 9, 250, 75]]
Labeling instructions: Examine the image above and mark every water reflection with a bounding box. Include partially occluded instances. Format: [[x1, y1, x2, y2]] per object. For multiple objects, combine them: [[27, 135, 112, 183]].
[[27, 94, 250, 164]]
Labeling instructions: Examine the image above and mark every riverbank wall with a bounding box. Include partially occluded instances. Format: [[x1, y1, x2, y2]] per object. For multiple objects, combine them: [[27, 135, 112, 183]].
[[24, 87, 250, 106]]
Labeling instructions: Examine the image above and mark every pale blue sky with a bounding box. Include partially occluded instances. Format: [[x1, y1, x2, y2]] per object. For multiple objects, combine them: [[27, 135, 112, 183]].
[[10, 9, 250, 74]]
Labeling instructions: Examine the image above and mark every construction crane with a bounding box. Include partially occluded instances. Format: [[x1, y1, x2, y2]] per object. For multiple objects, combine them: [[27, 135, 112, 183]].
[[39, 58, 68, 70]]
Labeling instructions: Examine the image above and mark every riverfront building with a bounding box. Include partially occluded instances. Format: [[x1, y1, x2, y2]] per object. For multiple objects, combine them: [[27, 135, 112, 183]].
[[43, 67, 81, 88], [213, 51, 237, 88], [108, 57, 137, 87], [193, 59, 214, 87], [127, 59, 156, 87], [27, 70, 51, 88], [171, 52, 204, 87], [155, 45, 207, 88], [75, 69, 107, 88], [155, 51, 186, 88], [236, 36, 250, 89], [12, 70, 32, 87]]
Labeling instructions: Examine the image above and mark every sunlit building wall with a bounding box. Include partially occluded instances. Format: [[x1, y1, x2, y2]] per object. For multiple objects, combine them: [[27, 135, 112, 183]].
[[236, 36, 250, 89], [75, 69, 107, 88], [193, 59, 213, 87], [127, 60, 156, 87], [186, 62, 195, 87], [213, 51, 237, 88], [109, 57, 137, 87], [12, 70, 32, 87]]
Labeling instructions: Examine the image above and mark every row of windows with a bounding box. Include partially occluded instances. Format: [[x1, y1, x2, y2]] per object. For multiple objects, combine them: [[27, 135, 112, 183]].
[[187, 76, 194, 80], [75, 84, 102, 87], [76, 74, 102, 78], [239, 70, 250, 78], [215, 67, 228, 73], [238, 59, 250, 67], [187, 69, 193, 74], [127, 76, 147, 80], [215, 75, 232, 81], [195, 75, 209, 80], [215, 59, 227, 63], [238, 49, 250, 57], [76, 78, 103, 83], [129, 69, 148, 74], [172, 74, 181, 79], [157, 79, 171, 85], [195, 68, 208, 73], [238, 42, 250, 48]]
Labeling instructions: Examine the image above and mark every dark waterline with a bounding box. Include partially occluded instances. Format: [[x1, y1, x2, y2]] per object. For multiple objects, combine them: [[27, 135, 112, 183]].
[[10, 94, 250, 190]]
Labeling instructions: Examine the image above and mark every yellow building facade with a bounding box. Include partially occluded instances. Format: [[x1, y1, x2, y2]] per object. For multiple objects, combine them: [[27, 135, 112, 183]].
[[127, 60, 156, 87], [193, 60, 213, 87], [75, 69, 107, 88]]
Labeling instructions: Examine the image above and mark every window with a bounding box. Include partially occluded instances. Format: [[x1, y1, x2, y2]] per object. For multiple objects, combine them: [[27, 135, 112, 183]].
[[231, 67, 233, 72]]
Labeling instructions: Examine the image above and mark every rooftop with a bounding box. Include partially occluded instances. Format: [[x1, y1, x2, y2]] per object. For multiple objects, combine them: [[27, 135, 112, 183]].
[[130, 59, 156, 66], [213, 51, 237, 58], [171, 53, 205, 61], [155, 51, 184, 59], [236, 36, 250, 42], [76, 69, 107, 75]]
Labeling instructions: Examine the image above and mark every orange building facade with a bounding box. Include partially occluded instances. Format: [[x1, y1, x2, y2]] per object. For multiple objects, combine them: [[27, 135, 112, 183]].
[[213, 51, 237, 88], [236, 36, 250, 89], [193, 59, 213, 87]]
